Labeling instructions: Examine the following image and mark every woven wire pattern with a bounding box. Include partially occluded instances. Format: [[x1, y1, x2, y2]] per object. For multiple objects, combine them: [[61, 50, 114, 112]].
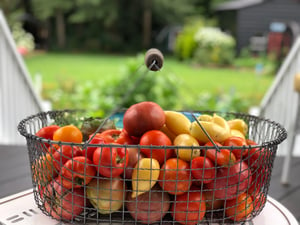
[[18, 110, 287, 225]]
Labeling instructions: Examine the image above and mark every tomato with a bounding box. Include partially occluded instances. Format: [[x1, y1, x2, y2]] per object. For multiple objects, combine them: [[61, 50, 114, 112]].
[[60, 156, 96, 189], [171, 188, 206, 225], [32, 153, 57, 185], [252, 191, 266, 212], [245, 139, 269, 170], [225, 193, 254, 221], [97, 129, 137, 144], [35, 125, 60, 149], [158, 158, 192, 195], [140, 130, 173, 165], [174, 134, 200, 162], [87, 177, 126, 214], [123, 101, 165, 137], [52, 145, 82, 172], [44, 178, 85, 220], [205, 161, 251, 200], [53, 125, 83, 143], [93, 144, 129, 177], [191, 156, 215, 184], [223, 136, 247, 159], [203, 190, 224, 211], [204, 141, 236, 167], [83, 135, 105, 161]]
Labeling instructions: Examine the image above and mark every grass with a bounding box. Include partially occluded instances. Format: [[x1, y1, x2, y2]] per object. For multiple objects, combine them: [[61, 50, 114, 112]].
[[24, 52, 274, 108]]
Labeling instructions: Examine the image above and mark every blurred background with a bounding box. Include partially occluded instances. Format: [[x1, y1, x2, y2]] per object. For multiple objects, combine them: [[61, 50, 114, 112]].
[[3, 0, 300, 115]]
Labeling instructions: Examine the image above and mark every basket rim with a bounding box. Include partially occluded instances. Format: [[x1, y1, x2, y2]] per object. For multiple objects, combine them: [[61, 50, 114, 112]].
[[17, 109, 287, 148]]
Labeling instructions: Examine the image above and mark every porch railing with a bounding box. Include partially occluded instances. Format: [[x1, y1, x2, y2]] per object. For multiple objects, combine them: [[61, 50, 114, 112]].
[[0, 10, 43, 145], [259, 36, 300, 184]]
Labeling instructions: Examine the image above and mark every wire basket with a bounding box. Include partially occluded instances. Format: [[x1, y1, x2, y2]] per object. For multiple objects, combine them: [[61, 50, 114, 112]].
[[18, 109, 287, 225]]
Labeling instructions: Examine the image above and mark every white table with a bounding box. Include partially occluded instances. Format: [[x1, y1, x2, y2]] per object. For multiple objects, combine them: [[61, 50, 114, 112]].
[[0, 189, 298, 225]]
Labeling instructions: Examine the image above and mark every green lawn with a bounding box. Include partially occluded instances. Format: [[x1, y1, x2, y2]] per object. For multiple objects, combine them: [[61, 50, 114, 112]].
[[24, 52, 273, 108]]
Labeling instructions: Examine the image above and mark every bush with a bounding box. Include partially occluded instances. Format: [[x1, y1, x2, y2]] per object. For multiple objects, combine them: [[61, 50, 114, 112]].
[[193, 27, 235, 66], [48, 54, 180, 116], [12, 22, 35, 54], [174, 17, 215, 60]]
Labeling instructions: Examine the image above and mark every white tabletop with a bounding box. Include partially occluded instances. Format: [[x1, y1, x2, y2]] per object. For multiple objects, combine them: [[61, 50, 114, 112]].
[[0, 189, 298, 225]]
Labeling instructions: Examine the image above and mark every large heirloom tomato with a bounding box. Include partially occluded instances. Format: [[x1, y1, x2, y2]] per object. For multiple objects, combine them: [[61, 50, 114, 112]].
[[159, 158, 191, 195], [123, 101, 165, 137], [140, 130, 173, 165]]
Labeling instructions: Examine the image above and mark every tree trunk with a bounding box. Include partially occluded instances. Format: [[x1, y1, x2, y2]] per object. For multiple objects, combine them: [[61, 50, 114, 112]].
[[143, 0, 152, 49], [55, 10, 66, 49]]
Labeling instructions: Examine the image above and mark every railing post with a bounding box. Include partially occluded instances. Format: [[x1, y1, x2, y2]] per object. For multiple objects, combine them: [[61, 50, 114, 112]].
[[281, 73, 300, 184]]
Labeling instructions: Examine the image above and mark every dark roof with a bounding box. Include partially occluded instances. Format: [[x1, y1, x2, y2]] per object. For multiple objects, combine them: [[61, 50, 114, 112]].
[[215, 0, 265, 11]]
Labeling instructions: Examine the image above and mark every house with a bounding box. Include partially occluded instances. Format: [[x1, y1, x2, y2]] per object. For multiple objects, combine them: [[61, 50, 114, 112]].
[[214, 0, 300, 55]]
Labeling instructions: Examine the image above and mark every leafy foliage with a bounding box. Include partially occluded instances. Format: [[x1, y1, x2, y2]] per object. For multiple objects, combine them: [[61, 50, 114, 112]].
[[12, 22, 35, 52], [48, 54, 180, 116]]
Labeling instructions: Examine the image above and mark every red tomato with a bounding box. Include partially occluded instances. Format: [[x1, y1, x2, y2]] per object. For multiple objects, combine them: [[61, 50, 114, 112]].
[[171, 188, 206, 225], [158, 158, 192, 195], [93, 144, 129, 177], [225, 193, 254, 221], [245, 139, 269, 170], [123, 101, 165, 137], [223, 136, 247, 159], [35, 125, 60, 149], [83, 135, 105, 161], [52, 145, 82, 172], [204, 141, 236, 167], [140, 130, 173, 165], [96, 129, 132, 144], [191, 156, 215, 184], [60, 156, 96, 189], [252, 191, 267, 212]]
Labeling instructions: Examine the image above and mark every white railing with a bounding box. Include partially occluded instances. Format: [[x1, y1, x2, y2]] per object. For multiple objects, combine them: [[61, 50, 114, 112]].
[[0, 10, 43, 145], [259, 36, 300, 184]]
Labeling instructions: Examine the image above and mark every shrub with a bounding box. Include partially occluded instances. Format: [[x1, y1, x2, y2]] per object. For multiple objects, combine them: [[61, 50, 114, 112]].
[[12, 22, 35, 55], [174, 17, 215, 60], [193, 27, 235, 66]]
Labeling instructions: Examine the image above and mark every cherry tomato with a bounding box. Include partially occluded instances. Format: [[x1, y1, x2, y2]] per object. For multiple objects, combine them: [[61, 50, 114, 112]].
[[60, 156, 96, 189], [93, 144, 129, 177], [158, 158, 192, 195], [204, 141, 236, 167], [225, 193, 254, 222], [53, 125, 83, 143], [223, 136, 247, 159], [171, 188, 206, 225], [140, 130, 173, 165], [52, 145, 82, 172], [191, 156, 215, 184], [35, 125, 60, 149]]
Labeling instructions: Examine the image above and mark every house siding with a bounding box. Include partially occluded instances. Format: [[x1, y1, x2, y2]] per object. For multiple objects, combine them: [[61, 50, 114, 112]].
[[236, 0, 300, 52]]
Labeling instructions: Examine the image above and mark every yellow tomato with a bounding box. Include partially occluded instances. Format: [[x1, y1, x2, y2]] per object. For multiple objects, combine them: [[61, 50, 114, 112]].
[[174, 134, 200, 161]]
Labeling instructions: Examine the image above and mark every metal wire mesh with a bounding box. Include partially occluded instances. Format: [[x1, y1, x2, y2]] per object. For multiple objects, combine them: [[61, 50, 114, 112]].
[[18, 109, 287, 225]]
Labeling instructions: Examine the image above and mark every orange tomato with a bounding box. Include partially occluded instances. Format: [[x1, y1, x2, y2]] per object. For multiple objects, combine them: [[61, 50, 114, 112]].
[[53, 125, 83, 143], [225, 193, 254, 222]]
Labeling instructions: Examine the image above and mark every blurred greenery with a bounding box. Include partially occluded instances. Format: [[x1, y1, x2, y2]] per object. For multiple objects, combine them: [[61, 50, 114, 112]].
[[25, 52, 273, 113]]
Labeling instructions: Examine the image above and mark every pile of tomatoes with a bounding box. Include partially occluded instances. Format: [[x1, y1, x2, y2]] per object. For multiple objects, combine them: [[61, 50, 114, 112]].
[[33, 101, 269, 225]]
